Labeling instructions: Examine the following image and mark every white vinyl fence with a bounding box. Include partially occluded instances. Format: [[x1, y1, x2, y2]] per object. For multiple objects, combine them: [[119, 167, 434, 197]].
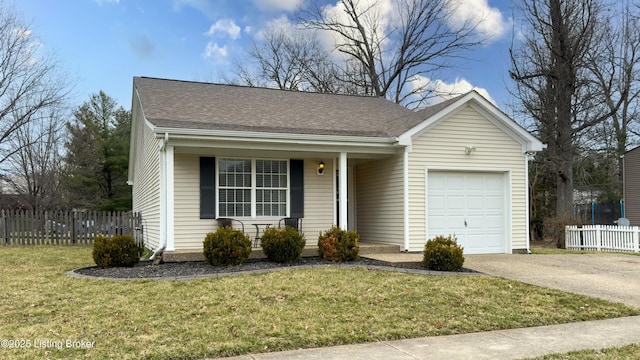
[[565, 225, 640, 253]]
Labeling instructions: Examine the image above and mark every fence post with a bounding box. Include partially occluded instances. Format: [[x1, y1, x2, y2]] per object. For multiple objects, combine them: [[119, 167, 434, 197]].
[[634, 227, 639, 253], [2, 210, 6, 245], [596, 225, 602, 251], [71, 211, 77, 245]]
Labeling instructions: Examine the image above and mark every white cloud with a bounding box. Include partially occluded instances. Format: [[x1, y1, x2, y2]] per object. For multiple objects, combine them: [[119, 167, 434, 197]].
[[255, 15, 298, 39], [172, 0, 218, 19], [254, 0, 303, 12], [446, 0, 507, 41], [93, 0, 120, 4], [203, 42, 228, 58], [317, 0, 395, 60], [410, 75, 495, 105], [206, 19, 241, 40], [12, 27, 43, 66]]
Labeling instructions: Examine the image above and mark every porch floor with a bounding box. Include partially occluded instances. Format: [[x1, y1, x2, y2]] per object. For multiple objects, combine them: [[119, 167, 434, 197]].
[[163, 242, 401, 262]]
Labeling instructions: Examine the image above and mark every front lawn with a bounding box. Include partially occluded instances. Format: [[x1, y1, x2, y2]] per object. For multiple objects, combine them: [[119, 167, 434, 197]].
[[527, 344, 640, 359], [1, 246, 638, 360]]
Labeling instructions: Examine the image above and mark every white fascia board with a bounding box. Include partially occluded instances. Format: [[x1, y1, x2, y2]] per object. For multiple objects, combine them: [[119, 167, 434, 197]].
[[398, 91, 545, 153], [153, 126, 399, 151], [127, 88, 141, 184]]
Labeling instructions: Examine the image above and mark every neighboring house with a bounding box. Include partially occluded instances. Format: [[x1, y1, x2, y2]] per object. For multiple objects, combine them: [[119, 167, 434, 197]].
[[128, 77, 544, 257], [623, 146, 640, 224]]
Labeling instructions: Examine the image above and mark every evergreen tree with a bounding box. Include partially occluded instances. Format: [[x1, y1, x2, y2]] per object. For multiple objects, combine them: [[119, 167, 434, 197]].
[[64, 91, 131, 211]]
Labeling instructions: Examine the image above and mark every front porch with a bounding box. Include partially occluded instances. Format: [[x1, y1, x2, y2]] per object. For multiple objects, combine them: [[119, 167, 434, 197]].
[[163, 145, 407, 253], [162, 242, 401, 262]]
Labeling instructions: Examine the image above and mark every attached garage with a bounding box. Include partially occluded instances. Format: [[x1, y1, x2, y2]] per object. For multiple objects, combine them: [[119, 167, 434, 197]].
[[427, 171, 508, 254]]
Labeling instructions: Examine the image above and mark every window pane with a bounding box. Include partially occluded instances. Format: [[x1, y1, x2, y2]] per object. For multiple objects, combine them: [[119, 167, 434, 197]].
[[219, 159, 251, 217], [254, 160, 287, 217], [256, 204, 263, 216], [220, 159, 287, 218]]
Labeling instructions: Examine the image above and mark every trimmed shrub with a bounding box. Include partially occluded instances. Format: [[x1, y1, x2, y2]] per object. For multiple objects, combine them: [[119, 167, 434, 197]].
[[318, 226, 359, 262], [422, 234, 464, 271], [203, 227, 252, 266], [92, 235, 142, 268], [260, 226, 306, 263]]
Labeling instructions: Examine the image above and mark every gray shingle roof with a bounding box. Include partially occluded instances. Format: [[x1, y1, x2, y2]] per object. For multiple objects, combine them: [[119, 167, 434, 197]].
[[134, 77, 438, 138]]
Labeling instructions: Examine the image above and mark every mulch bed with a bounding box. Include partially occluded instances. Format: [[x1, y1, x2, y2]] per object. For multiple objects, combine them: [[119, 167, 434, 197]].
[[73, 257, 477, 279]]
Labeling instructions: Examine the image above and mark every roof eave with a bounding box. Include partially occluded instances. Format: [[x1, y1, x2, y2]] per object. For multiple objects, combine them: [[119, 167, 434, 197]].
[[153, 126, 401, 150]]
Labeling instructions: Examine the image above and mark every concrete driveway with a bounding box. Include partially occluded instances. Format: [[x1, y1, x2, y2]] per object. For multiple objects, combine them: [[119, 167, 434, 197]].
[[464, 253, 640, 308]]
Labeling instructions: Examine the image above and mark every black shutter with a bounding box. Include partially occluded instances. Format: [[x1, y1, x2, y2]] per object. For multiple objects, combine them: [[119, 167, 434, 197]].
[[200, 157, 216, 219], [290, 159, 304, 218]]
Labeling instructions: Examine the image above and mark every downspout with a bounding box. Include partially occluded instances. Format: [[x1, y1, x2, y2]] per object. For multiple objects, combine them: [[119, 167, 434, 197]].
[[403, 147, 410, 251], [150, 133, 169, 262]]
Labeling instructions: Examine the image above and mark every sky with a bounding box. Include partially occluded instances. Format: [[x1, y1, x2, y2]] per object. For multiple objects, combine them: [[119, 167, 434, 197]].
[[13, 0, 519, 112]]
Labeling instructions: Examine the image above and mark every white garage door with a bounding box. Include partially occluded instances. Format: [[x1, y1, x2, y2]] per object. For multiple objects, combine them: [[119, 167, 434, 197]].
[[427, 171, 506, 254]]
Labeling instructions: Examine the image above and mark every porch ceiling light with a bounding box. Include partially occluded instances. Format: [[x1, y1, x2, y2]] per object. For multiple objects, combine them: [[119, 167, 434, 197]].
[[465, 146, 477, 155], [317, 160, 325, 175]]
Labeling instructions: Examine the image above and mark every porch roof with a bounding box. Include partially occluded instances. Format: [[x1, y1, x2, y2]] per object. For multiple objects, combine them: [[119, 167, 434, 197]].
[[133, 77, 429, 138]]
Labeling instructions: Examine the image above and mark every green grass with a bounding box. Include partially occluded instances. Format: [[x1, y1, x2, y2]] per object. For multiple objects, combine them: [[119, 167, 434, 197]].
[[0, 246, 638, 360], [531, 247, 597, 254], [531, 247, 640, 256], [527, 344, 640, 359]]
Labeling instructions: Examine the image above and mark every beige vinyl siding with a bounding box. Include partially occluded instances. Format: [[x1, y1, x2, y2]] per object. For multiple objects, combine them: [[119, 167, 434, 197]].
[[624, 147, 640, 225], [407, 104, 528, 252], [355, 155, 404, 246], [131, 98, 162, 249], [171, 155, 335, 250], [173, 153, 211, 249], [301, 159, 335, 237]]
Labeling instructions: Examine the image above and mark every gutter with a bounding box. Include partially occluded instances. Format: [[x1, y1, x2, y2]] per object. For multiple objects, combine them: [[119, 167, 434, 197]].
[[149, 132, 169, 263], [153, 127, 402, 153]]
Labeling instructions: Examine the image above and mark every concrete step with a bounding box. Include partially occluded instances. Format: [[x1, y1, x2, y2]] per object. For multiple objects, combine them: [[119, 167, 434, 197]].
[[361, 252, 423, 265]]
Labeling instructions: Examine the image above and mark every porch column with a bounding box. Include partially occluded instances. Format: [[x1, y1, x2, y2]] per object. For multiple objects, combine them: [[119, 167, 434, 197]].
[[339, 152, 348, 229]]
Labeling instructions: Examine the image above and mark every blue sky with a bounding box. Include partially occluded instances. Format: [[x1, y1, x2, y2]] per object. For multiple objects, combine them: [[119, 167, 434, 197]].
[[14, 0, 517, 111]]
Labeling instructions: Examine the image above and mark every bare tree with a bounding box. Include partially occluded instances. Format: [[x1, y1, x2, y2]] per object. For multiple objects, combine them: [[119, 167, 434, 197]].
[[232, 27, 344, 93], [509, 0, 613, 243], [3, 108, 66, 211], [585, 2, 640, 191], [301, 0, 485, 107], [0, 3, 70, 166]]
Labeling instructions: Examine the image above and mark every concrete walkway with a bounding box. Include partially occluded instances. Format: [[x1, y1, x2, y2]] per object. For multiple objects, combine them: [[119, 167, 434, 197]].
[[215, 316, 640, 359], [207, 253, 640, 360]]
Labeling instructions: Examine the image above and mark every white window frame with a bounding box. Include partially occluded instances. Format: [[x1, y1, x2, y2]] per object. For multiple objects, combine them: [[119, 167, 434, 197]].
[[215, 158, 290, 219]]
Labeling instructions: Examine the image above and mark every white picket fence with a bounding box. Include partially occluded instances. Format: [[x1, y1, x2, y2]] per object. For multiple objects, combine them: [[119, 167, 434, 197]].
[[565, 225, 640, 253]]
